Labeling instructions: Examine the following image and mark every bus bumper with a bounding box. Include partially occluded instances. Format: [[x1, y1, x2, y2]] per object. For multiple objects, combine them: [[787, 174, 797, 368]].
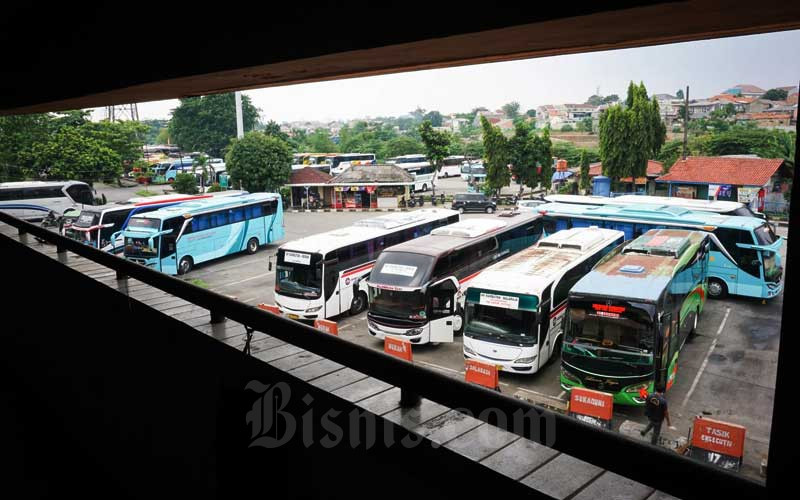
[[560, 375, 650, 406], [367, 321, 429, 344]]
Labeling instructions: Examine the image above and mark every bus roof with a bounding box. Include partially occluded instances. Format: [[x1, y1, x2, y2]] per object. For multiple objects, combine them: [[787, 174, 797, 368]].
[[570, 229, 707, 302], [538, 202, 764, 231], [468, 227, 624, 297], [382, 213, 541, 258], [128, 192, 280, 221], [0, 180, 86, 188], [278, 208, 459, 255], [544, 194, 746, 213]]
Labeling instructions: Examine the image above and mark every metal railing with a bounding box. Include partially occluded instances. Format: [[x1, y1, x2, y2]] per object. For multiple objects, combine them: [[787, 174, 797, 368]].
[[0, 210, 769, 500]]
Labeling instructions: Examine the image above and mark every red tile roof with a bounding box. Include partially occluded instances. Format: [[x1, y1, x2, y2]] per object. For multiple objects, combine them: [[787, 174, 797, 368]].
[[734, 84, 765, 93], [737, 112, 792, 121], [588, 160, 663, 180], [289, 167, 333, 185], [657, 156, 784, 186]]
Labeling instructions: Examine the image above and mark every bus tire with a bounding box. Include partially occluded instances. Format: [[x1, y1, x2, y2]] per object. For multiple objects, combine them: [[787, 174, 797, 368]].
[[690, 308, 699, 335], [350, 291, 367, 316], [422, 184, 428, 192], [453, 305, 465, 336], [178, 256, 193, 275], [707, 278, 727, 299], [246, 237, 259, 254]]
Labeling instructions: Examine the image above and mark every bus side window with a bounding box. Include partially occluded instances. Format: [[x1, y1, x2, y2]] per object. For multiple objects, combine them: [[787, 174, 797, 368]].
[[231, 208, 245, 223]]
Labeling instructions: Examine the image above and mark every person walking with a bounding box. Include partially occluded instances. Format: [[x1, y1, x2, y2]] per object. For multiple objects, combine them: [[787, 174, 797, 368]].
[[640, 388, 674, 445]]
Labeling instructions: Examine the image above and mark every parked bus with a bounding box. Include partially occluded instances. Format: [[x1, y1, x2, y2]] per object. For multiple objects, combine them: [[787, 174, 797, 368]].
[[463, 227, 625, 374], [272, 208, 459, 321], [292, 153, 334, 171], [65, 191, 247, 253], [401, 162, 437, 192], [537, 202, 783, 299], [460, 162, 486, 182], [0, 181, 97, 221], [387, 154, 427, 165], [440, 156, 477, 178], [560, 229, 712, 405], [162, 158, 195, 182], [329, 153, 376, 175], [367, 212, 543, 345], [543, 194, 766, 220], [122, 192, 283, 275]]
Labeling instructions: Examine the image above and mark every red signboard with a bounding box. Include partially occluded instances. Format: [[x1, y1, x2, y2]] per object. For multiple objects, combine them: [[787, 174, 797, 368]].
[[569, 387, 614, 421], [465, 360, 499, 390], [384, 337, 412, 362], [257, 303, 281, 315], [314, 319, 338, 336], [691, 417, 746, 458]]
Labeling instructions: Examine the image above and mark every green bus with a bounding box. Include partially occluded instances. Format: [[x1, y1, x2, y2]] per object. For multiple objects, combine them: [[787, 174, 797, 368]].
[[560, 229, 711, 405]]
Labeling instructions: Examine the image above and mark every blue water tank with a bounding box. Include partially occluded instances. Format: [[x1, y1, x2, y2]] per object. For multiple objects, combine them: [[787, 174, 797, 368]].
[[593, 175, 611, 197]]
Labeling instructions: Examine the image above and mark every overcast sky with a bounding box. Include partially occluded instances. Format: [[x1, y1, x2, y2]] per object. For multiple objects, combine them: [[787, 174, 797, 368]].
[[91, 30, 800, 123]]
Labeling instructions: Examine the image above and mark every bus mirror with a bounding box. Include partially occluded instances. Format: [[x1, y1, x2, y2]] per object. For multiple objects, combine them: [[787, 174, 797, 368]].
[[268, 255, 273, 272]]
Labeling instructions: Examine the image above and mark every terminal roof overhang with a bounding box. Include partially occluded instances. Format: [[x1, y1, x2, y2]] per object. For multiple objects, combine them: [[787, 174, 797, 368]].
[[2, 2, 800, 116]]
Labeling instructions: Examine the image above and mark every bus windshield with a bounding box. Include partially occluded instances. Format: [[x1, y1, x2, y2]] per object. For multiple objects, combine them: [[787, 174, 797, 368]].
[[275, 250, 322, 299], [370, 252, 435, 288], [127, 217, 161, 231], [75, 211, 100, 227], [124, 236, 158, 257], [754, 223, 779, 245], [465, 303, 536, 344], [368, 287, 427, 320], [565, 299, 655, 357]]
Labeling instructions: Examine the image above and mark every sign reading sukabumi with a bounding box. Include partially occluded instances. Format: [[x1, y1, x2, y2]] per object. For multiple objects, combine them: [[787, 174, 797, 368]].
[[568, 387, 613, 429]]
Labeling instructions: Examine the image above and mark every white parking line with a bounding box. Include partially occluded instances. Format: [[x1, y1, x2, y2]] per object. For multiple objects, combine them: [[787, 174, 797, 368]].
[[216, 272, 271, 289], [516, 386, 568, 402], [415, 359, 463, 376], [681, 307, 731, 410]]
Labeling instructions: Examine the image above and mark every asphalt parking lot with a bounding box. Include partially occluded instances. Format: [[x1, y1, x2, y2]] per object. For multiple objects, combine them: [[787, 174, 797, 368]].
[[97, 180, 784, 478]]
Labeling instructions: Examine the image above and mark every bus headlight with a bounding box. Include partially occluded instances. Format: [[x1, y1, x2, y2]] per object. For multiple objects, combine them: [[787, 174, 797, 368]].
[[625, 383, 648, 393], [515, 355, 537, 365], [406, 328, 422, 336], [306, 305, 323, 313], [463, 345, 476, 356], [561, 367, 580, 384]]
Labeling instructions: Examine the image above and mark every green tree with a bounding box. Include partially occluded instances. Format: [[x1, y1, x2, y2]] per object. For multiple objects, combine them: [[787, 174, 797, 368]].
[[507, 121, 538, 194], [762, 88, 789, 101], [525, 109, 536, 118], [480, 116, 510, 195], [602, 94, 620, 104], [30, 126, 121, 183], [305, 128, 338, 153], [263, 120, 289, 141], [173, 172, 199, 194], [225, 131, 292, 192], [169, 93, 260, 157], [534, 127, 553, 193], [82, 120, 148, 169], [576, 117, 593, 132], [0, 113, 52, 181], [579, 150, 591, 192], [586, 95, 604, 106], [155, 128, 170, 145], [676, 89, 684, 100], [656, 139, 686, 172], [502, 101, 521, 119], [141, 119, 170, 143], [419, 120, 450, 196], [383, 136, 423, 158], [560, 124, 574, 132], [423, 111, 443, 127]]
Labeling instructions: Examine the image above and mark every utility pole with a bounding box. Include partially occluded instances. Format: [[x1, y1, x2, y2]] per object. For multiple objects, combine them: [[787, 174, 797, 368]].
[[682, 85, 689, 160], [235, 91, 244, 139]]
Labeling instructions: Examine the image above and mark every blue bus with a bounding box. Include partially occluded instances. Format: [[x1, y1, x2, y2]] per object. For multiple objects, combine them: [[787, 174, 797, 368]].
[[536, 202, 783, 299], [122, 193, 284, 275], [156, 158, 195, 182]]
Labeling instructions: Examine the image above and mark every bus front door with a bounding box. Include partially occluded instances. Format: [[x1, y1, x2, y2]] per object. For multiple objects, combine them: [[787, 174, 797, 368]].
[[428, 278, 458, 344], [161, 234, 178, 274]]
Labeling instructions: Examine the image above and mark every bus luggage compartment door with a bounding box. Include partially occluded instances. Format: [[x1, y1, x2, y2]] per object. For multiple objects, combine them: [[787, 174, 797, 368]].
[[429, 278, 458, 343]]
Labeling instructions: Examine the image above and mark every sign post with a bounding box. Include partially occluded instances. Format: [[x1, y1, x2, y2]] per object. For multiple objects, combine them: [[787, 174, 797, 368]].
[[688, 417, 746, 472], [567, 387, 614, 429], [384, 337, 418, 407], [257, 303, 281, 315], [465, 359, 500, 391], [314, 319, 338, 336]]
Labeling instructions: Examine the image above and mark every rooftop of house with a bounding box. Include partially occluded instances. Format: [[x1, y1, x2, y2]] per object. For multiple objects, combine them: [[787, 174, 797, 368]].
[[657, 156, 785, 186]]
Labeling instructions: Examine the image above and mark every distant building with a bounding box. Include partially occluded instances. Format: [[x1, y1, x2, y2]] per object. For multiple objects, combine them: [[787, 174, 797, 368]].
[[722, 84, 766, 98], [588, 160, 664, 194], [656, 156, 790, 213]]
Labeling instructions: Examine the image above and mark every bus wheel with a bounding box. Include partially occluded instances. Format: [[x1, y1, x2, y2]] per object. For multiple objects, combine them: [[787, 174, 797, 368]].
[[453, 306, 465, 336], [690, 308, 699, 335], [707, 279, 727, 299], [246, 237, 259, 254], [422, 184, 428, 192], [178, 256, 193, 275], [350, 292, 367, 316]]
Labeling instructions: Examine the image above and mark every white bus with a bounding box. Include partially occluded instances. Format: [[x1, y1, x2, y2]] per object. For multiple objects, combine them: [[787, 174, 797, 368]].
[[462, 227, 625, 374], [387, 154, 427, 165], [401, 162, 437, 192], [543, 194, 765, 219], [272, 208, 460, 321], [0, 181, 97, 221], [329, 153, 376, 175], [440, 156, 477, 178], [366, 212, 544, 345]]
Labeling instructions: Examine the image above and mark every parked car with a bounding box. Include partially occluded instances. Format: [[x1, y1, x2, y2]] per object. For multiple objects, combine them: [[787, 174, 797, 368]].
[[450, 193, 496, 213], [516, 198, 546, 212]]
